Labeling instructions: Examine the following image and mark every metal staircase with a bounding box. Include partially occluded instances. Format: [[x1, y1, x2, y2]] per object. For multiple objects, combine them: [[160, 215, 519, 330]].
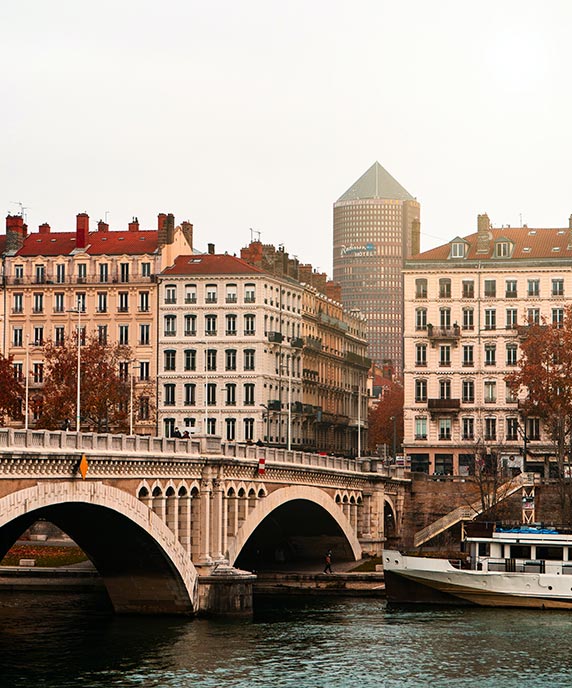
[[413, 472, 537, 548]]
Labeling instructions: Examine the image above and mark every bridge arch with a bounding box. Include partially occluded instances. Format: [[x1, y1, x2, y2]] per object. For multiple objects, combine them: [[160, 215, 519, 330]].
[[228, 485, 362, 566], [0, 481, 197, 615]]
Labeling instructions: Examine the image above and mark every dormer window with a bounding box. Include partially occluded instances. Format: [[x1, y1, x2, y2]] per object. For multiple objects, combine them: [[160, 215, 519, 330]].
[[450, 242, 465, 259], [495, 240, 512, 258]]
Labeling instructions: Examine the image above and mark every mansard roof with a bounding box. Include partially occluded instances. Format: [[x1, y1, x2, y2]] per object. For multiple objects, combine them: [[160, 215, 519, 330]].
[[336, 161, 415, 203], [16, 230, 159, 257], [162, 254, 266, 276]]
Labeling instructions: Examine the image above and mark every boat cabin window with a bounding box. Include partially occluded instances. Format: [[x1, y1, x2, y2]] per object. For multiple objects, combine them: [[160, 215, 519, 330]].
[[478, 543, 489, 556], [510, 545, 531, 559], [536, 546, 563, 561]]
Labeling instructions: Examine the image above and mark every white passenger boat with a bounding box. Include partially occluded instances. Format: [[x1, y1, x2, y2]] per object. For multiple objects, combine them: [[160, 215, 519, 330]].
[[384, 525, 572, 609]]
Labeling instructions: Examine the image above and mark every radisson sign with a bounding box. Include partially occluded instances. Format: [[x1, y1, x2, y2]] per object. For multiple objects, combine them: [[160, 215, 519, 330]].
[[340, 243, 377, 257]]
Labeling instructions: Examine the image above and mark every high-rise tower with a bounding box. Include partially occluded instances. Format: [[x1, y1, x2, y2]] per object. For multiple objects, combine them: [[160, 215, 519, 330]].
[[333, 162, 420, 370]]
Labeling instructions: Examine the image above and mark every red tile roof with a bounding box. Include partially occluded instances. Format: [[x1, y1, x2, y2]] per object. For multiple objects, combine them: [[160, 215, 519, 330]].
[[412, 227, 572, 262], [15, 230, 159, 257], [162, 254, 266, 276]]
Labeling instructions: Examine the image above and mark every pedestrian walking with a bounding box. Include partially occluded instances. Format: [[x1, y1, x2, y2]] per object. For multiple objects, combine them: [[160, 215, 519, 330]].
[[323, 549, 333, 574]]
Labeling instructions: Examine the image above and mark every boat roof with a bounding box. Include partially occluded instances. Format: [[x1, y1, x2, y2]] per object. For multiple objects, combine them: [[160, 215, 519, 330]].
[[466, 527, 572, 546]]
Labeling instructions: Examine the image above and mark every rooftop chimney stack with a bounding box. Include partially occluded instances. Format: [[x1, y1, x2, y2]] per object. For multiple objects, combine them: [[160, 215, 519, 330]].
[[5, 214, 26, 253], [38, 223, 50, 235], [76, 213, 89, 249], [476, 213, 491, 253], [208, 243, 215, 255], [97, 220, 109, 233], [181, 221, 193, 251], [128, 217, 139, 232]]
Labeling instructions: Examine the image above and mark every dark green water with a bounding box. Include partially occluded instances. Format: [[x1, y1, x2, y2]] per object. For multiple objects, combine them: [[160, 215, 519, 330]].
[[1, 591, 572, 687]]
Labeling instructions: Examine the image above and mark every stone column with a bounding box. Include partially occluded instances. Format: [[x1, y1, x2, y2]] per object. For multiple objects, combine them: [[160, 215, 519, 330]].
[[210, 478, 224, 562], [221, 491, 229, 560], [198, 476, 212, 564], [166, 492, 178, 542], [179, 493, 192, 555]]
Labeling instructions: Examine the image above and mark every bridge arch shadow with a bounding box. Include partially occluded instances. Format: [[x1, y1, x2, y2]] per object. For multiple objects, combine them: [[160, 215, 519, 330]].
[[229, 485, 361, 571], [0, 482, 197, 615]]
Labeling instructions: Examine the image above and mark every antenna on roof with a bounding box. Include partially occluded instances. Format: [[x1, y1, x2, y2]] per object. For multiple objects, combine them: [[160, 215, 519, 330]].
[[519, 213, 523, 227], [249, 227, 261, 242], [10, 201, 30, 222], [105, 211, 110, 223]]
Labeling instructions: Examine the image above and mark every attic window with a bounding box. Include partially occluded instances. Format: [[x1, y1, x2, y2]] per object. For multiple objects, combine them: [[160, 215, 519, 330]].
[[552, 247, 561, 252], [528, 230, 537, 236], [450, 242, 465, 259], [523, 247, 531, 252], [118, 237, 125, 240], [558, 230, 566, 235], [189, 258, 202, 263], [495, 241, 512, 258], [51, 239, 56, 242], [101, 237, 107, 240]]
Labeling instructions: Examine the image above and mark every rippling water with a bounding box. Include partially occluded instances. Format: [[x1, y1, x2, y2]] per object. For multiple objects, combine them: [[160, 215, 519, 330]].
[[1, 591, 572, 687]]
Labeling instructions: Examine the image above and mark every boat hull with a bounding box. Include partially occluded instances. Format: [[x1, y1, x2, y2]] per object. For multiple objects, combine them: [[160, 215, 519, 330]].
[[383, 551, 572, 609]]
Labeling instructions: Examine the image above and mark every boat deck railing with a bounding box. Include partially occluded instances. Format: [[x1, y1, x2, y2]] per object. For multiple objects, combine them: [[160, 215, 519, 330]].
[[481, 558, 572, 575]]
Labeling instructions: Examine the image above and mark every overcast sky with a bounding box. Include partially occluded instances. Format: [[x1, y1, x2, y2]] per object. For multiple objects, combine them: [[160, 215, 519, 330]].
[[2, 1, 571, 275]]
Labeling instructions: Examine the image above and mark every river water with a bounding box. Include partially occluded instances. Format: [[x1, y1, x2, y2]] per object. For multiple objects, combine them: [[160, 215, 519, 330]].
[[1, 591, 572, 688]]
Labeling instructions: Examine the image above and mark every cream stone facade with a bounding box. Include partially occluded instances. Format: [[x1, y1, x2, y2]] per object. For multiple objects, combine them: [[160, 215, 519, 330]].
[[403, 214, 572, 476]]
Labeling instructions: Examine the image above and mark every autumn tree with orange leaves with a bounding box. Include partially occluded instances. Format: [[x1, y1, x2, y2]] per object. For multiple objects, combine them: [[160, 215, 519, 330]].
[[368, 380, 404, 457], [0, 353, 24, 423], [37, 335, 153, 433]]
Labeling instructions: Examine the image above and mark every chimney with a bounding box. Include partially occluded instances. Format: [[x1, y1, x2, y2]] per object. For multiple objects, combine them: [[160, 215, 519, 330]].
[[208, 243, 215, 255], [38, 222, 50, 235], [325, 280, 342, 302], [411, 218, 421, 257], [181, 220, 193, 251], [128, 216, 139, 232], [569, 214, 572, 229], [97, 219, 109, 233], [165, 213, 175, 244], [5, 214, 26, 252], [476, 213, 491, 253], [76, 213, 89, 249]]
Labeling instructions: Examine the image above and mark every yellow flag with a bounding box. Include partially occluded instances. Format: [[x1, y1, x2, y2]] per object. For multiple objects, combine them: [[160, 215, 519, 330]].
[[79, 455, 89, 480]]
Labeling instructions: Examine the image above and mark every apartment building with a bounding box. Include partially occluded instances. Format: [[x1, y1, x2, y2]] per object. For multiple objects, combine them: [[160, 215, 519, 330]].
[[403, 213, 572, 476], [1, 212, 193, 432]]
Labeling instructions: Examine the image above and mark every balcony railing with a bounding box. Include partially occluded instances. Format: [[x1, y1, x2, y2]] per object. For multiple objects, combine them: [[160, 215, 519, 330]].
[[428, 398, 461, 417], [427, 324, 461, 346]]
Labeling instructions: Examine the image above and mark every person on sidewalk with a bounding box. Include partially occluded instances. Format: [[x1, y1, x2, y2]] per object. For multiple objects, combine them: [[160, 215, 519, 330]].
[[323, 549, 333, 574]]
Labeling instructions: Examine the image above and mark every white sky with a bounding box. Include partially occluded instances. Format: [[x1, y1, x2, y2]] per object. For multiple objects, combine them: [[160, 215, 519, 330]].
[[2, 0, 571, 275]]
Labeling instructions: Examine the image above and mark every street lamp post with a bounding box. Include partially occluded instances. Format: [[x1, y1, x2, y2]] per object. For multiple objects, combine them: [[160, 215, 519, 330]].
[[260, 403, 271, 446]]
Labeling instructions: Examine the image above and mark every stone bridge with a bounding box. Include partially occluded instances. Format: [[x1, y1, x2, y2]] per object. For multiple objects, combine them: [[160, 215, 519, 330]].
[[0, 430, 409, 615]]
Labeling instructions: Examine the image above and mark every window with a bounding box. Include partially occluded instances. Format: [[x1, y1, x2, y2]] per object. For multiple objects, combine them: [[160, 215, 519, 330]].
[[77, 263, 87, 283], [34, 326, 44, 346], [139, 291, 149, 312], [118, 292, 129, 312], [552, 278, 564, 296], [185, 285, 197, 304], [485, 343, 496, 366], [450, 242, 465, 258], [439, 418, 451, 440], [13, 362, 23, 381], [35, 264, 45, 283], [207, 383, 216, 405], [462, 308, 474, 330], [462, 380, 474, 403], [226, 314, 237, 335], [506, 308, 517, 328], [33, 293, 44, 313], [164, 350, 176, 371], [484, 280, 496, 297], [244, 283, 255, 303], [119, 325, 129, 345], [527, 308, 540, 325], [244, 417, 254, 441], [495, 241, 511, 258], [119, 361, 129, 381], [415, 308, 427, 331], [506, 418, 519, 441], [506, 343, 518, 366], [139, 396, 150, 420], [484, 309, 496, 330], [206, 349, 217, 371], [415, 379, 427, 403], [97, 292, 107, 313], [56, 264, 66, 284], [33, 362, 44, 383], [439, 379, 451, 399], [14, 264, 23, 281], [226, 417, 236, 441], [226, 383, 237, 406], [13, 327, 23, 347], [226, 284, 238, 303], [139, 361, 150, 381], [164, 383, 176, 406], [462, 344, 474, 367], [120, 263, 129, 283], [141, 262, 151, 277], [527, 279, 540, 297], [185, 314, 197, 336], [527, 417, 540, 441], [205, 314, 217, 336], [440, 308, 451, 329], [184, 349, 196, 371], [184, 383, 196, 406], [164, 315, 176, 337], [244, 383, 255, 406], [140, 324, 150, 345], [76, 293, 86, 312], [484, 380, 496, 403], [206, 284, 217, 304], [485, 418, 497, 441], [439, 345, 451, 367], [553, 308, 564, 327], [244, 314, 255, 335], [415, 279, 427, 298], [462, 280, 474, 298], [165, 285, 177, 304], [439, 278, 451, 298], [244, 349, 255, 371], [164, 418, 175, 437], [226, 349, 237, 371], [462, 417, 474, 440], [415, 343, 427, 367], [98, 325, 107, 345], [506, 382, 518, 403], [13, 293, 23, 313], [505, 280, 517, 298], [55, 326, 65, 346], [99, 263, 108, 283], [415, 416, 427, 440]]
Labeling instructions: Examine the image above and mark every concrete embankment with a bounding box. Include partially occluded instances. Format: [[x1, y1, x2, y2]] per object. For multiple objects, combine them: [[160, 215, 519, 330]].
[[254, 571, 385, 597], [0, 566, 104, 592]]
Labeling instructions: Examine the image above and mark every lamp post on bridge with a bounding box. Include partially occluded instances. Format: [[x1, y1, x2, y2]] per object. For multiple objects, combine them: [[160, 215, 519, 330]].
[[260, 403, 271, 446]]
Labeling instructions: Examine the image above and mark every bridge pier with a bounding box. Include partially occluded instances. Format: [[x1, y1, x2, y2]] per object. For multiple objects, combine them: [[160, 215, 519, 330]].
[[196, 565, 256, 617]]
